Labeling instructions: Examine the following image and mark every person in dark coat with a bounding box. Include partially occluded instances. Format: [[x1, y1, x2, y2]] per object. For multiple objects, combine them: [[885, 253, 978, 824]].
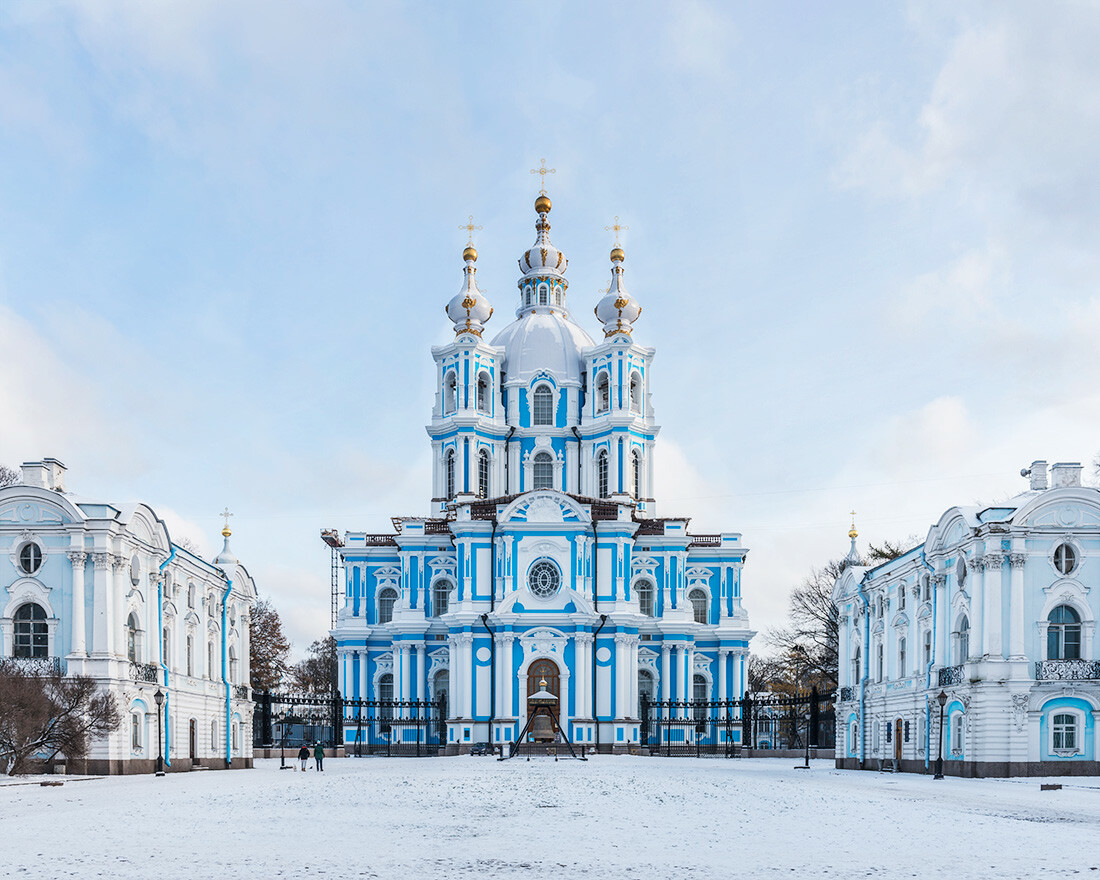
[[297, 745, 309, 772], [313, 742, 324, 771]]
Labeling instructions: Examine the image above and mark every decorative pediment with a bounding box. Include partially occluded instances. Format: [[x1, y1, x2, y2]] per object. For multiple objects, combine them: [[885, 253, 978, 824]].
[[427, 648, 449, 679], [685, 566, 712, 586], [891, 612, 910, 629], [519, 627, 568, 659], [693, 654, 712, 674], [427, 556, 456, 579], [500, 491, 587, 525], [0, 501, 69, 526], [1027, 504, 1100, 530], [374, 565, 402, 588]]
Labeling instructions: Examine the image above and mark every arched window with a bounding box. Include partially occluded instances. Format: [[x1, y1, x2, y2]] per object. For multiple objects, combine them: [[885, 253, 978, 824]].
[[632, 451, 642, 499], [1053, 713, 1078, 752], [596, 372, 610, 413], [689, 589, 708, 624], [957, 557, 967, 587], [955, 617, 970, 664], [951, 713, 964, 753], [532, 385, 553, 426], [186, 635, 195, 676], [377, 588, 398, 625], [231, 721, 240, 752], [1054, 543, 1077, 575], [13, 603, 47, 659], [630, 372, 641, 413], [445, 449, 456, 499], [187, 584, 195, 609], [477, 449, 490, 498], [477, 372, 490, 413], [131, 713, 142, 750], [432, 669, 449, 719], [597, 450, 609, 498], [126, 614, 139, 663], [18, 543, 42, 575], [444, 372, 457, 414], [532, 452, 553, 490], [898, 637, 906, 677], [379, 674, 394, 722], [432, 580, 451, 617], [851, 646, 861, 684], [1047, 605, 1081, 660], [538, 285, 548, 305], [636, 580, 655, 617]]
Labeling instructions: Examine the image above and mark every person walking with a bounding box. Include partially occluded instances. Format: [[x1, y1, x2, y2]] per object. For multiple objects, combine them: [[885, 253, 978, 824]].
[[314, 742, 324, 772], [297, 745, 309, 772]]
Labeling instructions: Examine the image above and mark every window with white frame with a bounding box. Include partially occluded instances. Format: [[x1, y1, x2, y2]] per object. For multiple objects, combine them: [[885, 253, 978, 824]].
[[1047, 605, 1081, 660], [476, 372, 490, 413], [432, 580, 451, 617], [187, 584, 195, 609], [876, 644, 884, 682], [923, 630, 931, 668], [899, 586, 906, 610], [532, 452, 553, 490], [898, 637, 906, 677], [127, 614, 140, 663], [632, 451, 642, 500], [850, 721, 858, 753], [921, 575, 930, 602], [229, 646, 239, 685], [693, 674, 708, 718], [379, 674, 394, 719], [636, 579, 655, 617], [163, 627, 170, 666], [630, 373, 641, 413], [957, 557, 967, 587], [638, 669, 655, 703], [445, 449, 456, 499], [597, 450, 609, 498], [378, 588, 398, 624], [13, 603, 48, 659], [231, 721, 240, 752], [955, 617, 969, 664], [851, 646, 861, 684], [1052, 712, 1078, 753], [131, 713, 142, 750], [444, 372, 457, 414], [1053, 543, 1077, 576], [186, 635, 194, 676], [208, 642, 216, 679], [689, 589, 708, 624], [129, 554, 141, 587], [18, 542, 43, 575], [532, 385, 553, 426], [477, 450, 490, 498], [951, 713, 963, 753]]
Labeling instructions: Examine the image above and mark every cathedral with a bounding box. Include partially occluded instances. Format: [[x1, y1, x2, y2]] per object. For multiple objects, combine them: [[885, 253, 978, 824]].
[[331, 189, 753, 754]]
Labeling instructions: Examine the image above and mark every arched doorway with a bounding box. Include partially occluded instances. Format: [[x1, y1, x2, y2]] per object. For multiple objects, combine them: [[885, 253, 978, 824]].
[[527, 659, 560, 719]]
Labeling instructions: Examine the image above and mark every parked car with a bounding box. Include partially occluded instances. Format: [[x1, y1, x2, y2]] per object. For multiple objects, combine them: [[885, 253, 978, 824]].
[[469, 742, 493, 756]]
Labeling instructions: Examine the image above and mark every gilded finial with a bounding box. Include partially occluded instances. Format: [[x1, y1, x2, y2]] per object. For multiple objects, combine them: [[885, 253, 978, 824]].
[[220, 506, 233, 538], [848, 510, 858, 540]]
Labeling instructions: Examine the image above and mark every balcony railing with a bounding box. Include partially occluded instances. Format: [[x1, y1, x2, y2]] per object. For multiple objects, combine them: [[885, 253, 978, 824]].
[[0, 656, 62, 677], [937, 664, 965, 687], [839, 686, 854, 702], [234, 684, 251, 700], [1035, 659, 1100, 681], [129, 661, 160, 683]]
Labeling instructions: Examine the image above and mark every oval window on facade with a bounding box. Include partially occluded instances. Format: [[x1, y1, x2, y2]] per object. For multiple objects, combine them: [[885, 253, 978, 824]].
[[1053, 543, 1077, 576], [18, 542, 43, 575], [130, 554, 141, 586], [528, 560, 561, 599]]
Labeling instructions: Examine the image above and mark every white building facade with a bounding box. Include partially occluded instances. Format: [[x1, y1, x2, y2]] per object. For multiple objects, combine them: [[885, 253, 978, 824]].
[[331, 193, 754, 754], [0, 459, 256, 773], [834, 461, 1100, 776]]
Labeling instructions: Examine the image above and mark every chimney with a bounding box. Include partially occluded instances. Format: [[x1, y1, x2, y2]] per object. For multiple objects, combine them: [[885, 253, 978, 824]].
[[1023, 460, 1048, 491], [20, 458, 67, 491], [1050, 462, 1082, 489]]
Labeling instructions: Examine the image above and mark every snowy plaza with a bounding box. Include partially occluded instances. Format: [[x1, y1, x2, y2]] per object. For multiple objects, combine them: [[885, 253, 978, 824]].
[[4, 757, 1099, 879]]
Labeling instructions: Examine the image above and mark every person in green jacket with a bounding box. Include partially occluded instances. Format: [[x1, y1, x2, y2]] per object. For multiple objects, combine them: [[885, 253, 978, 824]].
[[313, 742, 324, 772]]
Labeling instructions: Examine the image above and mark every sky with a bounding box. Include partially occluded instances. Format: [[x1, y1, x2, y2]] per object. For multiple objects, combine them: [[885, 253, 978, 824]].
[[2, 1, 1100, 659]]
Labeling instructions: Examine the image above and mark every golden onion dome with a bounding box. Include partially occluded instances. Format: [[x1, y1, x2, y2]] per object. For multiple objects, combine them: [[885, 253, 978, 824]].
[[610, 246, 625, 263], [535, 194, 552, 214], [463, 245, 478, 262], [849, 525, 858, 539]]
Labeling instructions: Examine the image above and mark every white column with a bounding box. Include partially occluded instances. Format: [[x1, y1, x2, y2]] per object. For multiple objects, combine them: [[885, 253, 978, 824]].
[[503, 635, 515, 718], [90, 552, 110, 656], [1009, 552, 1026, 658], [574, 634, 590, 718], [661, 644, 671, 716], [684, 645, 694, 715], [460, 635, 474, 718], [969, 556, 984, 659], [614, 635, 629, 719], [416, 644, 426, 702], [718, 649, 729, 703], [447, 639, 457, 717], [359, 650, 370, 700], [69, 552, 87, 656], [401, 646, 412, 704], [984, 553, 1004, 659], [630, 641, 639, 718], [934, 574, 948, 665]]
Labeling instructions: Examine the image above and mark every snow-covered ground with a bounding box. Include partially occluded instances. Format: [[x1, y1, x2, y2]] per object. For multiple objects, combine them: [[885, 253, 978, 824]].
[[4, 757, 1099, 878]]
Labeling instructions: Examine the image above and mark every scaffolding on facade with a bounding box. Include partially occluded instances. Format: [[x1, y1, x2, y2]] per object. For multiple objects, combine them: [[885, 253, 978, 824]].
[[320, 528, 344, 631]]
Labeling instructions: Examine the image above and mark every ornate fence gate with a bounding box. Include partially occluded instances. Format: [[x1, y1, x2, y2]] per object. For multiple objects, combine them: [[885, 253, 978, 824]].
[[640, 690, 836, 757], [253, 692, 446, 758]]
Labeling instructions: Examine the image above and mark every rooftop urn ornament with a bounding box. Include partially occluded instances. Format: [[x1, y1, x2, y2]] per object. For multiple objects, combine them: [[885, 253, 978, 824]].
[[446, 215, 493, 337], [595, 216, 641, 338]]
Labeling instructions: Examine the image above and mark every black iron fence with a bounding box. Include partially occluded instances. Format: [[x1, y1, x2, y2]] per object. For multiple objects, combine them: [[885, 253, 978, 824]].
[[640, 690, 835, 757], [252, 691, 445, 757]]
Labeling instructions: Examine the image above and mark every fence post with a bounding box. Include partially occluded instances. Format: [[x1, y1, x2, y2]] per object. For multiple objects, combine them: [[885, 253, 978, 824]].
[[810, 687, 820, 749], [333, 690, 344, 751], [262, 690, 273, 747], [741, 694, 752, 751]]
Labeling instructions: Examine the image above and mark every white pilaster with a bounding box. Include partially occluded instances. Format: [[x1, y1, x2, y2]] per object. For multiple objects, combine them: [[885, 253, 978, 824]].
[[416, 644, 426, 702], [69, 551, 87, 656], [1009, 552, 1026, 658]]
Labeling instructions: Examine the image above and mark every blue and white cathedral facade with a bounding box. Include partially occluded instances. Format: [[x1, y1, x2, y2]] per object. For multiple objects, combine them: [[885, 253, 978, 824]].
[[331, 193, 753, 753]]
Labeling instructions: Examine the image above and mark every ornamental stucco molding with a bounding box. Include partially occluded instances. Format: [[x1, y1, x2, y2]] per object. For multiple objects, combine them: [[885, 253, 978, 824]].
[[92, 552, 111, 571], [981, 553, 1004, 571], [1009, 553, 1028, 570]]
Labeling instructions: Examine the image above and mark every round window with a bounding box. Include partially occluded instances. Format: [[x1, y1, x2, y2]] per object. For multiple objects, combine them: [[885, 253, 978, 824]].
[[130, 554, 141, 586], [1053, 543, 1077, 576], [528, 560, 561, 599], [18, 543, 43, 575]]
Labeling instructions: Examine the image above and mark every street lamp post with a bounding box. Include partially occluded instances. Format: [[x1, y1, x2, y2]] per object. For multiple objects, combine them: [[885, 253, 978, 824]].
[[794, 648, 810, 770], [153, 689, 165, 777], [280, 711, 287, 769], [934, 690, 948, 780]]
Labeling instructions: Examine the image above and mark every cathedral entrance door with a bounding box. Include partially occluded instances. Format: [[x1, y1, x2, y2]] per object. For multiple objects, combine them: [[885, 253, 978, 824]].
[[526, 659, 560, 719]]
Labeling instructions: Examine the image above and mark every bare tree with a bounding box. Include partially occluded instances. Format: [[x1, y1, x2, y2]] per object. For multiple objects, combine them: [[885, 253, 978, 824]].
[[0, 669, 120, 775], [249, 597, 291, 692], [176, 537, 200, 555], [291, 637, 337, 695], [0, 465, 19, 488]]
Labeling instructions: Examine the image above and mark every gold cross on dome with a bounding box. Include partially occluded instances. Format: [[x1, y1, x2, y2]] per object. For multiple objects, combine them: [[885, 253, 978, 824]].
[[605, 216, 629, 245], [531, 158, 555, 194], [220, 507, 233, 530], [459, 215, 482, 245]]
